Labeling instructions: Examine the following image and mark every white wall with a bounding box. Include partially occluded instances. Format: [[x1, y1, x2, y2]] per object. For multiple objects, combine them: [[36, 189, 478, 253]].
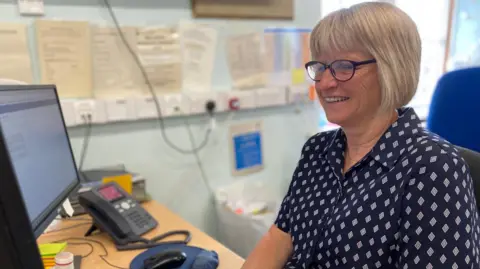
[[0, 0, 322, 238]]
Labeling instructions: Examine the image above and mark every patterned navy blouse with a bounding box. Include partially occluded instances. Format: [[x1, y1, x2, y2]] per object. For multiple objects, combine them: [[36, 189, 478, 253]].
[[275, 107, 480, 269]]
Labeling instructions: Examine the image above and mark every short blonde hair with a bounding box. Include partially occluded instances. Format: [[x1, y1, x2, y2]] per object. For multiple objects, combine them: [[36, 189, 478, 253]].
[[310, 2, 421, 111]]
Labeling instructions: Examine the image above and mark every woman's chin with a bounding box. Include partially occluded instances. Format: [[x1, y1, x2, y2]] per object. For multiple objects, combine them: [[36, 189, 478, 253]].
[[324, 110, 351, 127], [325, 117, 346, 127]]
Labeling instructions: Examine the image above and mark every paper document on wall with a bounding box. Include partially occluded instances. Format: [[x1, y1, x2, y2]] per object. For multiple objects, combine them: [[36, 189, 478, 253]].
[[35, 20, 92, 98], [136, 27, 182, 94], [91, 26, 143, 98], [179, 22, 217, 92], [264, 28, 311, 87], [290, 30, 310, 85], [0, 23, 33, 83], [226, 33, 267, 90], [264, 29, 289, 87]]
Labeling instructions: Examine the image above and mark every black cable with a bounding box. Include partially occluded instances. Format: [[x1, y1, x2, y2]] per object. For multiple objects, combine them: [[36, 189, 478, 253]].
[[100, 0, 211, 155], [55, 217, 92, 221], [51, 238, 94, 258], [184, 117, 213, 193], [63, 241, 94, 258], [100, 0, 213, 194], [52, 237, 128, 269], [78, 114, 93, 171]]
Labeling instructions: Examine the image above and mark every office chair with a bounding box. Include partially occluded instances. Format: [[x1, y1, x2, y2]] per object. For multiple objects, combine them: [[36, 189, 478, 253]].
[[426, 67, 480, 153], [457, 146, 480, 208]]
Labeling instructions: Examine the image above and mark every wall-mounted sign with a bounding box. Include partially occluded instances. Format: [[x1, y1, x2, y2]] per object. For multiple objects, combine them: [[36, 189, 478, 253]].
[[229, 120, 264, 177]]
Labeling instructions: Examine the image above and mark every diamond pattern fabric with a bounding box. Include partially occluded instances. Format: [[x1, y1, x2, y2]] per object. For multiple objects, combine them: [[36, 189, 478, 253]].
[[275, 107, 480, 269]]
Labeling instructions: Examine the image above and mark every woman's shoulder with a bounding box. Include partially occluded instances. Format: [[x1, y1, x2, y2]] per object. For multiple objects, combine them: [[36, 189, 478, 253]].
[[413, 128, 463, 157], [301, 129, 339, 155], [407, 127, 469, 176], [300, 129, 341, 161]]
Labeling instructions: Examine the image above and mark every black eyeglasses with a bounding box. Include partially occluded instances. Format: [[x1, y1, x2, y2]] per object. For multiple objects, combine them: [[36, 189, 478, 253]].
[[305, 59, 377, 82]]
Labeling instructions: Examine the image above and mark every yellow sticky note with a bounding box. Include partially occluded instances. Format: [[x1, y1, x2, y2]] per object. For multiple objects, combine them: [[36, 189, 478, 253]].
[[292, 68, 305, 85], [38, 242, 67, 256], [102, 174, 133, 194]]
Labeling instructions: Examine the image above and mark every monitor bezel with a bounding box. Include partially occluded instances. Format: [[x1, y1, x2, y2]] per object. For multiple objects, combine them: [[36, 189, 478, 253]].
[[0, 84, 81, 238]]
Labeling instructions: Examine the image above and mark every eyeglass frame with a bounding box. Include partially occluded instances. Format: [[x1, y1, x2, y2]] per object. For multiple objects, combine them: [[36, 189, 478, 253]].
[[305, 59, 377, 82]]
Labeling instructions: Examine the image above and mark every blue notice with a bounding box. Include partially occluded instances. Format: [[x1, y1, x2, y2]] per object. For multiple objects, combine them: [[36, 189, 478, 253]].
[[233, 132, 263, 171]]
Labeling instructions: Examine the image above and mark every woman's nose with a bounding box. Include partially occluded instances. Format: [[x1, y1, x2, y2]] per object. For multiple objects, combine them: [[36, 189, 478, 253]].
[[315, 70, 338, 91]]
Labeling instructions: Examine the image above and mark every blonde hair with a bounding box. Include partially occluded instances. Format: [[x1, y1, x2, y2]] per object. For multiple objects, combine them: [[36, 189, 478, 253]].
[[310, 2, 421, 111]]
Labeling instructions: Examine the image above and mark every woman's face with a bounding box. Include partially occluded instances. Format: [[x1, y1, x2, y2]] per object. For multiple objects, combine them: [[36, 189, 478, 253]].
[[315, 51, 381, 127]]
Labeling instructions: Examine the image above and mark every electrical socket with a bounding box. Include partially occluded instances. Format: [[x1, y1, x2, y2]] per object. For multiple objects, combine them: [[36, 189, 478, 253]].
[[59, 100, 77, 127], [288, 85, 311, 104], [255, 87, 287, 107], [186, 92, 217, 115], [159, 94, 187, 117], [134, 96, 157, 119], [214, 92, 229, 112], [73, 99, 107, 125], [105, 98, 137, 122], [227, 90, 255, 110]]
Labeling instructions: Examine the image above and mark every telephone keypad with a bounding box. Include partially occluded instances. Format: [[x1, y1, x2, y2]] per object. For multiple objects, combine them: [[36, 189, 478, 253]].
[[113, 199, 154, 231], [121, 202, 130, 210], [127, 210, 151, 228]]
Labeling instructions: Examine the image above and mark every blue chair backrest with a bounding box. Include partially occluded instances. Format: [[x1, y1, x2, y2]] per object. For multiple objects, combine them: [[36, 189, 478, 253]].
[[426, 67, 480, 153]]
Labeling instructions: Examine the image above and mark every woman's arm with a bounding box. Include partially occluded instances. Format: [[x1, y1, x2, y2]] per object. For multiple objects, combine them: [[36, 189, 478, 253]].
[[241, 139, 316, 268], [242, 170, 296, 269], [241, 224, 293, 269]]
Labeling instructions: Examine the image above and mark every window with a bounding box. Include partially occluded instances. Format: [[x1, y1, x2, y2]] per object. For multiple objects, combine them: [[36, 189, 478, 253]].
[[395, 0, 450, 118], [321, 0, 394, 16], [317, 0, 450, 131], [446, 0, 480, 71]]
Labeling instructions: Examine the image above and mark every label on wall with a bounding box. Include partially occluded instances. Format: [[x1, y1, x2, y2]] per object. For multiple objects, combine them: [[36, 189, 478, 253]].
[[229, 121, 264, 177], [17, 0, 44, 15]]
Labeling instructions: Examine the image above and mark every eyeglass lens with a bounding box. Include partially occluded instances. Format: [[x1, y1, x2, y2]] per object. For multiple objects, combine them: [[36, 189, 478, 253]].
[[307, 60, 355, 81]]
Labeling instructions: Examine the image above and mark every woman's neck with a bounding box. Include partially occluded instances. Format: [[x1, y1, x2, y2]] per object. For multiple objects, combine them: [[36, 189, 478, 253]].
[[343, 110, 398, 164]]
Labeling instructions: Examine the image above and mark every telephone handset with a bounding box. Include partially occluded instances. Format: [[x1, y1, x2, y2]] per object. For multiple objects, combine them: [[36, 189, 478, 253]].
[[78, 182, 191, 251]]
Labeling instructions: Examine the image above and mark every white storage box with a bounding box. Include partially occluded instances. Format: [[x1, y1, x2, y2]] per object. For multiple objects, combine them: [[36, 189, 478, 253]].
[[214, 180, 281, 258]]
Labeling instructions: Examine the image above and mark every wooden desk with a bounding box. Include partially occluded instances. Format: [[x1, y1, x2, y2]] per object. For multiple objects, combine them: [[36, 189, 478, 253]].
[[38, 201, 244, 269]]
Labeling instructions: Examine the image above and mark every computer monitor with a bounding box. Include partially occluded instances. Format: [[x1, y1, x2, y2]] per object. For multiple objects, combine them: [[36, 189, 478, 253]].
[[0, 152, 44, 269], [0, 84, 80, 238]]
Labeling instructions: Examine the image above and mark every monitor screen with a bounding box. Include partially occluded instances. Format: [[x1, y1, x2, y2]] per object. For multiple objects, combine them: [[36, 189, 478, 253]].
[[0, 85, 79, 237]]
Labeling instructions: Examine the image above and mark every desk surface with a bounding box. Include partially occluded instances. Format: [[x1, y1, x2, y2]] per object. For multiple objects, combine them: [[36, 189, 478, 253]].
[[38, 201, 245, 269]]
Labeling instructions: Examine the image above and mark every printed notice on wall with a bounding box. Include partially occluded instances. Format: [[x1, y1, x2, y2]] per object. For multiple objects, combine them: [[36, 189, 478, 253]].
[[0, 23, 33, 83], [35, 20, 92, 98], [91, 26, 143, 98], [229, 121, 264, 177], [136, 27, 182, 94], [179, 21, 217, 92], [226, 33, 267, 90]]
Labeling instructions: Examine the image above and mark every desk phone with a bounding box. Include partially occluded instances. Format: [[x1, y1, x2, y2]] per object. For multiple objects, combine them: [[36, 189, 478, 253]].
[[79, 181, 191, 251], [78, 182, 158, 245]]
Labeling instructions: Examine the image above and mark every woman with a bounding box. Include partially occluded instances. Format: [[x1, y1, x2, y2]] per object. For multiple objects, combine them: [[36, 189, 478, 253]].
[[242, 2, 480, 269]]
